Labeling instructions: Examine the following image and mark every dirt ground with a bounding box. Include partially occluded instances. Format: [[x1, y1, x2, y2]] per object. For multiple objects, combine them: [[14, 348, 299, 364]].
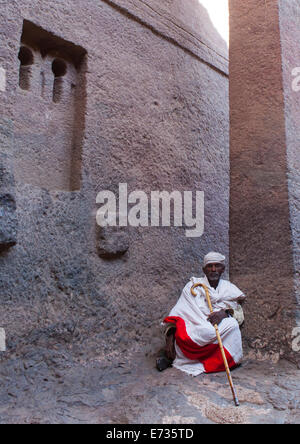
[[0, 345, 299, 424]]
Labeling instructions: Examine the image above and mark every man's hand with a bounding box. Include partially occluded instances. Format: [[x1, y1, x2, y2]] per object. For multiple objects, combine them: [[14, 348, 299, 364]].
[[207, 309, 228, 326]]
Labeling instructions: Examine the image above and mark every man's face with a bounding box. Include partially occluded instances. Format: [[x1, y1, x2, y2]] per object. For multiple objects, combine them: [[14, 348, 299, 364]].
[[203, 262, 225, 283]]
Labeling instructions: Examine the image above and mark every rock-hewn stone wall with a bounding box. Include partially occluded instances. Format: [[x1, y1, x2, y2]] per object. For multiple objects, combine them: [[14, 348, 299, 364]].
[[0, 0, 229, 361], [279, 0, 300, 327], [229, 0, 300, 362]]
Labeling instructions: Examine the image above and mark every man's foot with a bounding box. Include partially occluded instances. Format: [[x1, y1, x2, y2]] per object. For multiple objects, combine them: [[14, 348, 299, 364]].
[[156, 356, 172, 372]]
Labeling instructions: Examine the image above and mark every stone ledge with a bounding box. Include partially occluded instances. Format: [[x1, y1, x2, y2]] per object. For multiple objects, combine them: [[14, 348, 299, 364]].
[[101, 0, 229, 76]]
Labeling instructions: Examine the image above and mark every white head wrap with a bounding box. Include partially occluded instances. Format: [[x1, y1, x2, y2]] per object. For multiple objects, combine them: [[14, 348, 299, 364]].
[[203, 252, 226, 267]]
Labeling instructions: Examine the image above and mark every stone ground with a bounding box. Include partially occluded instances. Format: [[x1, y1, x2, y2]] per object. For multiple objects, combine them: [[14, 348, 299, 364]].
[[0, 345, 299, 424]]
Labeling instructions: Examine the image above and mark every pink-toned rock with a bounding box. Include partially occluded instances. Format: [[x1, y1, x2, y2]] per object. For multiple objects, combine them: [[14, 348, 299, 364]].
[[229, 0, 299, 361]]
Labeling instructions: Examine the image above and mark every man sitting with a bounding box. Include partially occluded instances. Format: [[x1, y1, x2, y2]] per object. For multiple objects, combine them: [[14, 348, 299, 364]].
[[157, 252, 246, 376]]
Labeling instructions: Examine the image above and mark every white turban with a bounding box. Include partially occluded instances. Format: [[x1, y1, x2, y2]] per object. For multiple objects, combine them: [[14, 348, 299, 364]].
[[203, 252, 226, 267]]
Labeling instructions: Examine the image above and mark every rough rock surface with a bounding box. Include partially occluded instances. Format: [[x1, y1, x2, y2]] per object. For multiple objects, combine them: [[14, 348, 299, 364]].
[[0, 346, 299, 424], [0, 153, 17, 250], [229, 0, 300, 361], [0, 0, 299, 425], [0, 0, 230, 375], [279, 0, 300, 325]]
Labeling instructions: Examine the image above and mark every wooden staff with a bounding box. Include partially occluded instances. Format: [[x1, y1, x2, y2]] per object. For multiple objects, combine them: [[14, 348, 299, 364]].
[[191, 283, 240, 407]]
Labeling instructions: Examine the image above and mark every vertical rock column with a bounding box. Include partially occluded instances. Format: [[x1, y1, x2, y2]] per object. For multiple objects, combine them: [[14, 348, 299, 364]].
[[278, 0, 300, 339], [229, 0, 298, 361], [0, 152, 17, 252]]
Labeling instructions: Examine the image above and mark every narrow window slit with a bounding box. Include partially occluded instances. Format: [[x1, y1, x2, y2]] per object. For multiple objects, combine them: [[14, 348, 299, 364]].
[[18, 46, 34, 91], [40, 71, 46, 98], [52, 59, 67, 103]]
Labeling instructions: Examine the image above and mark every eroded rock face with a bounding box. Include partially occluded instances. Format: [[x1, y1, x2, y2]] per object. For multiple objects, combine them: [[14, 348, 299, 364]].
[[0, 153, 17, 251], [279, 0, 300, 341], [0, 0, 298, 423], [229, 0, 300, 361], [97, 226, 130, 259], [0, 0, 230, 365]]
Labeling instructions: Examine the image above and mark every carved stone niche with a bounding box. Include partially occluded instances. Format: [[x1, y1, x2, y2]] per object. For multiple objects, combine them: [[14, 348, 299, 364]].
[[0, 153, 18, 252], [15, 20, 87, 191], [97, 226, 130, 259]]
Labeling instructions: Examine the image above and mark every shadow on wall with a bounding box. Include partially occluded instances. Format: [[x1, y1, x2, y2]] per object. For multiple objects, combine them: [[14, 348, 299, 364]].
[[0, 153, 17, 253]]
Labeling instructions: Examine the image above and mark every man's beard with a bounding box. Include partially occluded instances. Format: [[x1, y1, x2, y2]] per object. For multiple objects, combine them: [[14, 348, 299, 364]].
[[207, 272, 221, 282]]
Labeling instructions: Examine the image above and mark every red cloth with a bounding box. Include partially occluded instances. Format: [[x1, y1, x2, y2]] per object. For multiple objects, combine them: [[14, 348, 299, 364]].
[[164, 316, 236, 373]]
